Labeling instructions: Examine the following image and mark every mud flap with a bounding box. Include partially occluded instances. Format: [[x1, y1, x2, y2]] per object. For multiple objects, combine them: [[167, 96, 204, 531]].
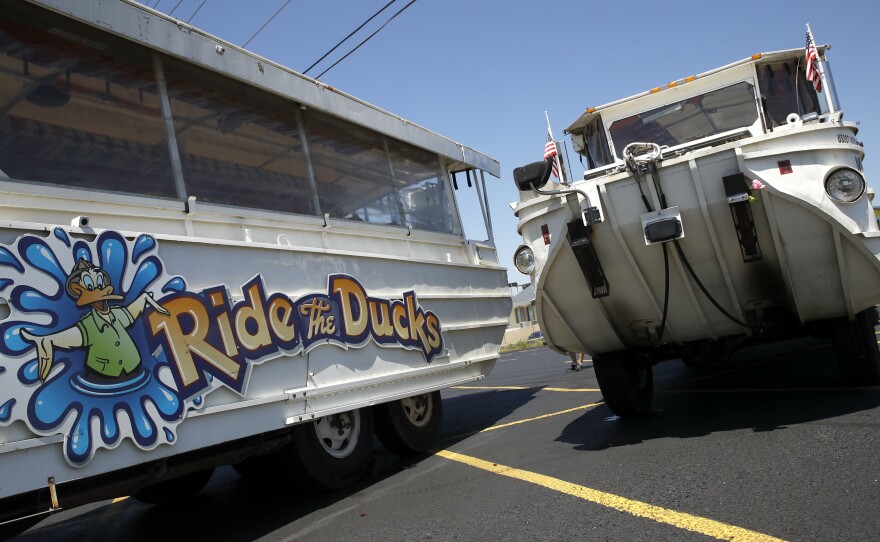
[[722, 173, 762, 262], [567, 218, 609, 298]]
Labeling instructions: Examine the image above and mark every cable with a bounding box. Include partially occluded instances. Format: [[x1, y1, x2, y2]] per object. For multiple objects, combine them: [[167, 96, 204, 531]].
[[314, 0, 419, 79], [186, 0, 208, 24], [168, 0, 184, 16], [673, 240, 761, 331], [243, 0, 293, 48], [303, 0, 397, 75]]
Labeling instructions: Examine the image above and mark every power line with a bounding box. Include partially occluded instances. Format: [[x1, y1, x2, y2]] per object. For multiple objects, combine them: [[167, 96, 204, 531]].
[[186, 0, 209, 24], [315, 0, 419, 80], [168, 0, 184, 16], [243, 0, 294, 48], [303, 0, 396, 75]]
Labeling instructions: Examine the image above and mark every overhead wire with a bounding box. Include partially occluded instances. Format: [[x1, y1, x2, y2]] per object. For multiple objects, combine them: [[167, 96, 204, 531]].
[[243, 0, 294, 48], [314, 0, 419, 79], [303, 0, 396, 75], [168, 0, 184, 17], [186, 0, 209, 24]]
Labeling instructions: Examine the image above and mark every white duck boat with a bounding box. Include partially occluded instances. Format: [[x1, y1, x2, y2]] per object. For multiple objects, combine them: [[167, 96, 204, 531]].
[[513, 40, 878, 416], [0, 0, 509, 528]]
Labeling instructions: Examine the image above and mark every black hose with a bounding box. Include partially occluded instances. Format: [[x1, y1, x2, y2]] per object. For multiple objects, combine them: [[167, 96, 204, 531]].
[[657, 242, 670, 343], [672, 239, 761, 332], [629, 159, 670, 345]]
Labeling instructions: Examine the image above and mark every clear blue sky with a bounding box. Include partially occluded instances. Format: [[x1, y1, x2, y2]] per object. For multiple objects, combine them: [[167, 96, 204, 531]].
[[143, 0, 880, 284]]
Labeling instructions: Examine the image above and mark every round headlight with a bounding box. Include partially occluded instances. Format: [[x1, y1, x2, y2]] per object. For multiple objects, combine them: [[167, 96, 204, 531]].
[[825, 168, 865, 203], [514, 245, 536, 275]]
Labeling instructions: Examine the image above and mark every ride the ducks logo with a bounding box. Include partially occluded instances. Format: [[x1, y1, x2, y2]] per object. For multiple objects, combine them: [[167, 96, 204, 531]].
[[0, 228, 442, 466]]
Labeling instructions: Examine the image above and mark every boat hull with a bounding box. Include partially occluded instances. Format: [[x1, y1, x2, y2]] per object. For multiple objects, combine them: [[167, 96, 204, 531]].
[[518, 121, 879, 356], [0, 202, 510, 502]]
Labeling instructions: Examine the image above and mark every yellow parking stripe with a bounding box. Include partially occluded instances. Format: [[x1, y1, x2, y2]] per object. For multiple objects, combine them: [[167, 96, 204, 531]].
[[436, 450, 786, 542], [480, 402, 604, 432], [441, 401, 605, 442], [452, 385, 601, 392]]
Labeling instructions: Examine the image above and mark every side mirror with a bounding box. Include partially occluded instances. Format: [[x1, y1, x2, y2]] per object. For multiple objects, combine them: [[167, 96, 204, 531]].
[[513, 159, 553, 191]]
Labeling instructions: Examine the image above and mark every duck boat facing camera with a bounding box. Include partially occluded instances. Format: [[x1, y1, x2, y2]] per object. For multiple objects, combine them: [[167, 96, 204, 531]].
[[513, 42, 878, 416]]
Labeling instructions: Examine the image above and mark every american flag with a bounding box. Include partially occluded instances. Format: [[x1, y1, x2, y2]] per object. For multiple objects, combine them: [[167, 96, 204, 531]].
[[805, 26, 822, 93], [544, 131, 559, 178]]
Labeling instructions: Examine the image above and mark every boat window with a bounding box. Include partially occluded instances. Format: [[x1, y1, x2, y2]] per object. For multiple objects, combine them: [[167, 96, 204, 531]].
[[162, 61, 455, 233], [580, 116, 614, 169], [387, 139, 453, 233], [162, 60, 316, 216], [0, 15, 177, 198], [757, 61, 821, 128], [303, 109, 454, 234], [303, 110, 404, 227], [608, 81, 759, 157]]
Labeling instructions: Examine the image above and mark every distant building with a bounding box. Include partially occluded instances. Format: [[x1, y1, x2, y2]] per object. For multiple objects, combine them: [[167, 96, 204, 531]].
[[502, 283, 540, 346]]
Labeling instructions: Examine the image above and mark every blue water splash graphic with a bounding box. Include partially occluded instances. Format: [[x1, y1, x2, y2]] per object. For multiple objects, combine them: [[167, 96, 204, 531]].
[[132, 234, 156, 263], [0, 398, 14, 422], [162, 277, 186, 293], [0, 246, 24, 273], [53, 228, 71, 247], [0, 230, 187, 465]]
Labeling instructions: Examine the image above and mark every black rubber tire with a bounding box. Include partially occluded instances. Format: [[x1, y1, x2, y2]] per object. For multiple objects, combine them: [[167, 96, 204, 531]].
[[279, 408, 374, 490], [592, 351, 653, 417], [133, 467, 214, 505], [375, 391, 443, 455], [831, 307, 880, 385]]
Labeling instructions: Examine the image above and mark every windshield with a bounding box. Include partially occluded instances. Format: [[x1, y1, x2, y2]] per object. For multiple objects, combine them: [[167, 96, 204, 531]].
[[608, 81, 759, 157], [757, 60, 822, 128]]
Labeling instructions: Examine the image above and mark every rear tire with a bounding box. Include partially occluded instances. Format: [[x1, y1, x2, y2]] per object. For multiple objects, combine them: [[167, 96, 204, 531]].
[[133, 467, 214, 505], [375, 391, 443, 455], [278, 408, 374, 490], [831, 307, 880, 385], [592, 351, 653, 417]]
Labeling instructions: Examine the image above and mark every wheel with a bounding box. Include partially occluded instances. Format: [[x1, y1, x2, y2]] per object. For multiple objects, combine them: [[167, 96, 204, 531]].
[[279, 408, 374, 490], [830, 307, 880, 385], [133, 467, 214, 505], [592, 351, 653, 417], [375, 391, 443, 455]]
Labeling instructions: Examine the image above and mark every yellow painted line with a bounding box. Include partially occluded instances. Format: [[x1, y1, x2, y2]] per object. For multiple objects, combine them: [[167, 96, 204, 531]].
[[111, 496, 128, 504], [442, 401, 605, 442], [435, 449, 787, 542], [452, 385, 601, 392], [481, 402, 604, 432]]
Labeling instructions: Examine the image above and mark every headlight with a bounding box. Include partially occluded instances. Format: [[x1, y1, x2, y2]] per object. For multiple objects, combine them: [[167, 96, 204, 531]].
[[513, 245, 536, 275], [825, 168, 865, 203]]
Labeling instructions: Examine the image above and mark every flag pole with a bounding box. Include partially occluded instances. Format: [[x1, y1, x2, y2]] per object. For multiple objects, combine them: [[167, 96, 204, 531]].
[[545, 111, 566, 183], [807, 23, 837, 114]]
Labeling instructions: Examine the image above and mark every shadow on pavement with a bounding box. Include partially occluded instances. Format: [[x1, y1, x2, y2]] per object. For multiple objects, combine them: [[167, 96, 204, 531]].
[[558, 338, 880, 451]]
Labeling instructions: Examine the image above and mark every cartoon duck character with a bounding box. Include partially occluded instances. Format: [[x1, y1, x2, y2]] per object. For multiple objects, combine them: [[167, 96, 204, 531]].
[[20, 258, 169, 382]]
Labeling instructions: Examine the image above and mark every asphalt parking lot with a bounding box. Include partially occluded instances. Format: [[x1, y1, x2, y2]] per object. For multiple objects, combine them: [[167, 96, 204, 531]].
[[11, 338, 880, 541]]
